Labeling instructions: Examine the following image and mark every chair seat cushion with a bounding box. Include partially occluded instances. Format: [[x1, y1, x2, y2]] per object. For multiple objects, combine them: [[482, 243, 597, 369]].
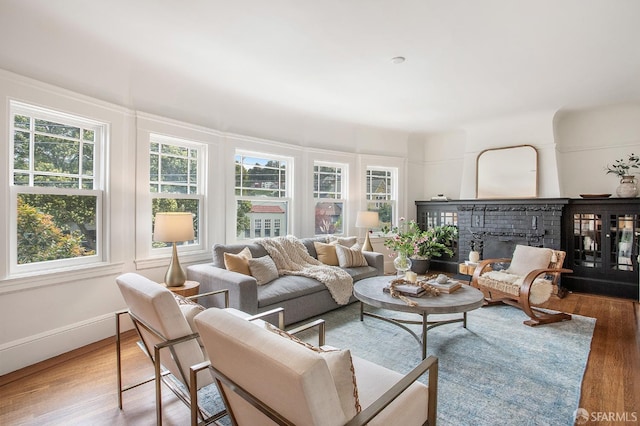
[[479, 270, 553, 305], [352, 356, 430, 426]]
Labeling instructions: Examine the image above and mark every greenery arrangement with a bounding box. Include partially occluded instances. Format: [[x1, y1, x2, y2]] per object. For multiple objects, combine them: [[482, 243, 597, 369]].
[[381, 218, 458, 259], [605, 153, 640, 177]]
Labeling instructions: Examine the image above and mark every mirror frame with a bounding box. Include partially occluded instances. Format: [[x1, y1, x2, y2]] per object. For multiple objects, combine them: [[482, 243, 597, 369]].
[[476, 144, 538, 199]]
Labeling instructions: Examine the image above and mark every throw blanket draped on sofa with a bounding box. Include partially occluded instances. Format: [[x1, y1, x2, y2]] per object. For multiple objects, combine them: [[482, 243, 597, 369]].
[[256, 236, 354, 305]]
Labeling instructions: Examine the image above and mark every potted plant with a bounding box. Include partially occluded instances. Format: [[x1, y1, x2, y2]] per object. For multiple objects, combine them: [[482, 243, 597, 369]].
[[606, 153, 639, 198], [381, 218, 458, 274]]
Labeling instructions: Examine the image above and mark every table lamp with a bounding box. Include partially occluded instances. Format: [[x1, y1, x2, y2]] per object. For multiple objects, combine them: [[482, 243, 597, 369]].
[[153, 212, 195, 287], [355, 211, 379, 252]]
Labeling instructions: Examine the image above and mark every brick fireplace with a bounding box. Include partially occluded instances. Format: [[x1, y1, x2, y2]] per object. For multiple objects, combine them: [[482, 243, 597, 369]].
[[455, 199, 568, 262]]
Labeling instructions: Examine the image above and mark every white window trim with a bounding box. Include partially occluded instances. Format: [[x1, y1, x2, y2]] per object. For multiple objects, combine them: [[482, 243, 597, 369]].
[[233, 149, 293, 241], [7, 101, 107, 277], [138, 133, 208, 264], [365, 165, 399, 235], [313, 161, 348, 236]]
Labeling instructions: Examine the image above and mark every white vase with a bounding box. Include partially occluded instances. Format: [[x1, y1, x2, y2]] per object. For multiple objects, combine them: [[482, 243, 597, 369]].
[[616, 175, 639, 198], [469, 251, 480, 263]]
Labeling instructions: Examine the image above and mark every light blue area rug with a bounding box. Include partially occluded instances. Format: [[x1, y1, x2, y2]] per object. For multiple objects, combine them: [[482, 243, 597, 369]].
[[200, 302, 595, 426]]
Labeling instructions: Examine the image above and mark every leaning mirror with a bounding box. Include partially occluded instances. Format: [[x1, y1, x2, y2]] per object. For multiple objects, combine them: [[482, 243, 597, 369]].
[[476, 145, 537, 198]]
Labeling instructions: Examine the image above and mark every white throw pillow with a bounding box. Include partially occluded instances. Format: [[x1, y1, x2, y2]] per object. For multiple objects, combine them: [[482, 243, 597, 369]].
[[335, 243, 368, 268], [328, 236, 358, 248], [248, 255, 279, 285], [506, 245, 553, 276]]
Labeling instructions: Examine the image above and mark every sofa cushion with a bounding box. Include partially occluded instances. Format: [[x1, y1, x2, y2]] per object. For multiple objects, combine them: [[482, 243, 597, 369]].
[[507, 245, 553, 276], [335, 244, 368, 267], [257, 275, 328, 307], [299, 236, 330, 259], [328, 236, 358, 248], [213, 243, 268, 268], [314, 241, 340, 266], [343, 265, 380, 281], [223, 247, 253, 275], [248, 255, 279, 285]]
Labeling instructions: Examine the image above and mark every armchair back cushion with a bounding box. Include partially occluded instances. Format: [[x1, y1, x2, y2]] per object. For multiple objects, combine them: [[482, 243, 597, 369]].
[[195, 308, 349, 426], [506, 245, 553, 276], [116, 273, 212, 388]]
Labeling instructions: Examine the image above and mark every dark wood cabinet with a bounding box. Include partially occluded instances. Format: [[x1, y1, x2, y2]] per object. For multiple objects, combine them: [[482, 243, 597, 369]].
[[415, 201, 460, 274], [416, 198, 639, 299], [562, 198, 639, 299]]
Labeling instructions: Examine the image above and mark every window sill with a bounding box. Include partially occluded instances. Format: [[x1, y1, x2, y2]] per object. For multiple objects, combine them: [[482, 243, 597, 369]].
[[0, 262, 125, 295], [135, 251, 212, 271]]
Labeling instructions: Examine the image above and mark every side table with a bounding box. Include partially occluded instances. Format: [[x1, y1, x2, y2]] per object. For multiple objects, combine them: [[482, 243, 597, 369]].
[[163, 280, 200, 298]]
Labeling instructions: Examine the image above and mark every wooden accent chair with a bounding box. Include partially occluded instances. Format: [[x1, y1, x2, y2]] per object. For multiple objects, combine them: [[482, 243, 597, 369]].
[[190, 308, 439, 426], [115, 273, 283, 425], [470, 245, 572, 326]]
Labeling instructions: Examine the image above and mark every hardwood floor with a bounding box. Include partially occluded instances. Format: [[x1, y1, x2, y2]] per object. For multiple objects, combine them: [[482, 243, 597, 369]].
[[1, 292, 638, 425]]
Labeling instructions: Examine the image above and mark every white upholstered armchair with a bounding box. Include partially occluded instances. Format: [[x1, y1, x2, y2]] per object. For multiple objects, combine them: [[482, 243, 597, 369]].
[[115, 272, 284, 425], [190, 307, 438, 426]]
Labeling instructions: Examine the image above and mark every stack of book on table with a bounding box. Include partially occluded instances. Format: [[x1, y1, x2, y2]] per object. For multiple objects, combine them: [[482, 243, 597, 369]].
[[383, 284, 425, 297], [427, 278, 462, 293]]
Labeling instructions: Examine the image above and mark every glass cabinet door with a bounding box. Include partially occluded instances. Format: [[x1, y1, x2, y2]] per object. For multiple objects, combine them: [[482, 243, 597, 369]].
[[572, 211, 639, 272], [609, 214, 639, 272], [572, 213, 602, 268]]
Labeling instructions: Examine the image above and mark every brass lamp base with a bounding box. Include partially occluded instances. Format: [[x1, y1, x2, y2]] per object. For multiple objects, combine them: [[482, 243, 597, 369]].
[[165, 242, 187, 287], [362, 231, 374, 252]]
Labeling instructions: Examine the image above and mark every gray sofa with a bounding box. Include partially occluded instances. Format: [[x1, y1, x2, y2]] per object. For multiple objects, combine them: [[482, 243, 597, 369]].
[[187, 236, 384, 325]]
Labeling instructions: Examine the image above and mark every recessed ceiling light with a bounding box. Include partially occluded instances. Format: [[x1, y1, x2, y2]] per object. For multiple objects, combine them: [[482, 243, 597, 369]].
[[390, 56, 406, 64]]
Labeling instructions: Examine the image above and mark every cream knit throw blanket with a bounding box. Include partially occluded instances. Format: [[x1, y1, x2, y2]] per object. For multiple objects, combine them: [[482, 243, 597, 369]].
[[256, 236, 354, 305]]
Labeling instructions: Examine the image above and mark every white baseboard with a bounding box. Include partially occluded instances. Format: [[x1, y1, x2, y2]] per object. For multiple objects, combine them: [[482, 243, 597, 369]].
[[0, 312, 133, 376]]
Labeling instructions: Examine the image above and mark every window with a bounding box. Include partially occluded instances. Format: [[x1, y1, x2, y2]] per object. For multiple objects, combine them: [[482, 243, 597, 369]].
[[365, 166, 396, 230], [150, 135, 203, 249], [235, 152, 289, 239], [313, 162, 346, 235], [9, 101, 105, 273]]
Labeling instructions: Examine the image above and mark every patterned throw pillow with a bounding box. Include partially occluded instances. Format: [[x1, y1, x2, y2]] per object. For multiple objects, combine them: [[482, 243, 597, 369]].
[[223, 247, 253, 275], [248, 255, 279, 285], [265, 323, 361, 418], [335, 243, 368, 267]]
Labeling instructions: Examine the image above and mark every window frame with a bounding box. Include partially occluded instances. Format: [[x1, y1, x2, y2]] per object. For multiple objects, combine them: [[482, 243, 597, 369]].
[[8, 101, 106, 276], [148, 133, 206, 255], [234, 150, 292, 241], [365, 166, 398, 233], [313, 161, 348, 236]]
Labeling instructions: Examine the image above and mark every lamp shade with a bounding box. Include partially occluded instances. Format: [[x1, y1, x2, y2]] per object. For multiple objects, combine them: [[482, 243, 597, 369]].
[[153, 212, 195, 243], [355, 211, 379, 228]]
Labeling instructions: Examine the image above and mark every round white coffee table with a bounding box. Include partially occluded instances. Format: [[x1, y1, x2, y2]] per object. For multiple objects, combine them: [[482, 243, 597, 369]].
[[353, 275, 485, 359]]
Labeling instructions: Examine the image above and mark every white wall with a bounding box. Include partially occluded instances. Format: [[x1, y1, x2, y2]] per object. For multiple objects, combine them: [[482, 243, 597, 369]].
[[555, 103, 640, 197], [0, 69, 414, 375], [419, 105, 640, 200]]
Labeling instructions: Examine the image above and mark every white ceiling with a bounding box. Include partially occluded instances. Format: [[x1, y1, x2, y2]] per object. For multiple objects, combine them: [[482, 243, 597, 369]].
[[1, 0, 639, 134]]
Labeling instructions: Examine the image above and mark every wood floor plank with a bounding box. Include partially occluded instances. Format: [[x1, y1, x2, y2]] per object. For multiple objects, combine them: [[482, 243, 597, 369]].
[[1, 292, 638, 425]]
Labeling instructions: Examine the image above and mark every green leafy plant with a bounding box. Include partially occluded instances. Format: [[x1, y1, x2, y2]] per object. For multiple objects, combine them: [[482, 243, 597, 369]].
[[605, 153, 640, 177], [381, 218, 458, 259]]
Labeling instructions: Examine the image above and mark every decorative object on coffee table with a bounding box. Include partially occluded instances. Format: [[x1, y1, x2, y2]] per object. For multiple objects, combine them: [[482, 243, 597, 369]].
[[393, 251, 412, 278], [354, 275, 484, 359], [381, 218, 457, 275], [605, 153, 639, 198]]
